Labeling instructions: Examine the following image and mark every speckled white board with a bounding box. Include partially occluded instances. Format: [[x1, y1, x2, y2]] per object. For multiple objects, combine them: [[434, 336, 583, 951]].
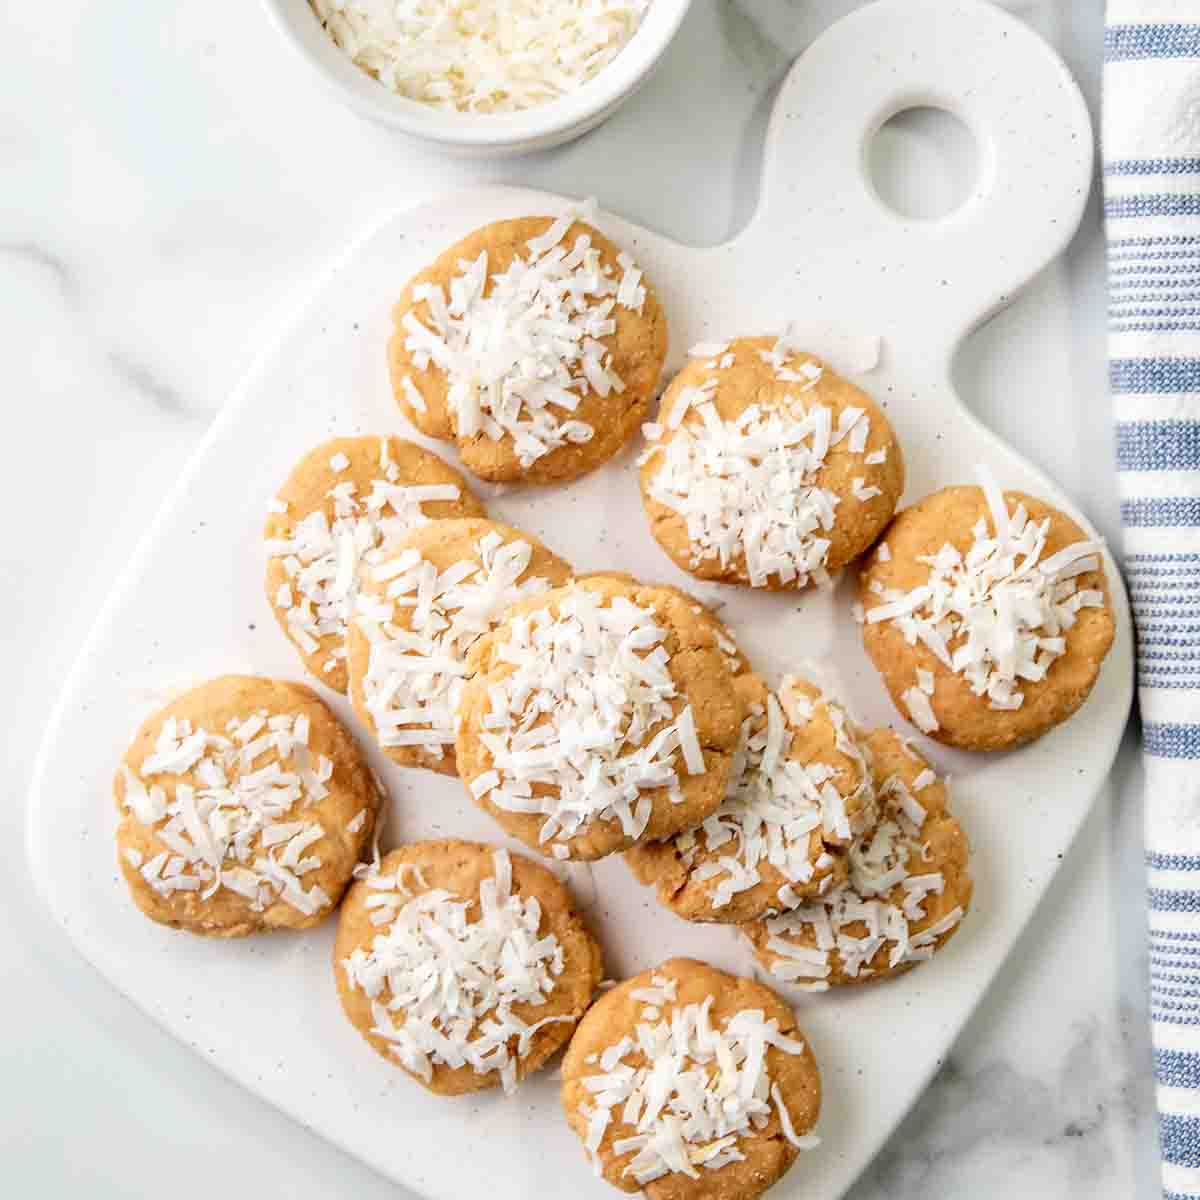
[[26, 2, 1132, 1198]]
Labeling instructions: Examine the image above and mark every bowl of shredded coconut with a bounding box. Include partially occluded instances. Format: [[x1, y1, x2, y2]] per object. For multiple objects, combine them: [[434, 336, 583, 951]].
[[263, 0, 691, 154]]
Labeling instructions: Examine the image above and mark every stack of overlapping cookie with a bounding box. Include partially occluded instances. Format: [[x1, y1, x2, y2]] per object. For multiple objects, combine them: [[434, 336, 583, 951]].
[[111, 208, 1115, 1200]]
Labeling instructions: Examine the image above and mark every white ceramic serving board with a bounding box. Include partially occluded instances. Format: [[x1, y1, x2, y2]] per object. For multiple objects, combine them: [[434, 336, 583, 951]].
[[27, 2, 1133, 1198]]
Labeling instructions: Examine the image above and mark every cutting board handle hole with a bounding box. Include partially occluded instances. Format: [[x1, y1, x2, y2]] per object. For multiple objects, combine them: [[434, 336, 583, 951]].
[[866, 106, 979, 222]]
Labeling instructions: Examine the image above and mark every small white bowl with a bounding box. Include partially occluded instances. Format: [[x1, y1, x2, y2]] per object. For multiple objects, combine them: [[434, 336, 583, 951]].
[[261, 0, 694, 156]]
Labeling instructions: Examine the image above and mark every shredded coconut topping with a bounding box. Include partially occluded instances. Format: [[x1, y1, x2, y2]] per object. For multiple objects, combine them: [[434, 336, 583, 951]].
[[761, 767, 963, 989], [902, 686, 939, 734], [265, 440, 462, 665], [355, 530, 555, 761], [577, 988, 817, 1184], [342, 849, 567, 1093], [121, 710, 340, 915], [401, 205, 645, 469], [471, 585, 704, 849], [670, 684, 873, 911], [866, 465, 1105, 713], [643, 334, 874, 588], [310, 0, 650, 113]]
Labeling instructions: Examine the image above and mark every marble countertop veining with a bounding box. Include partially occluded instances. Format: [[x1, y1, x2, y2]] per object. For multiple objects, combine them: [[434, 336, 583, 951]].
[[0, 1, 1157, 1196]]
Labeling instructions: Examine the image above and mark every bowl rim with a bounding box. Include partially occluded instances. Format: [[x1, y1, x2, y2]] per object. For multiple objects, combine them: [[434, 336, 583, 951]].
[[259, 0, 694, 147]]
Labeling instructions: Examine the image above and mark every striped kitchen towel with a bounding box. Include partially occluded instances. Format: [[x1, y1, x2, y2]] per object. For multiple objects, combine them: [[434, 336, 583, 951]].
[[1105, 2, 1200, 1195]]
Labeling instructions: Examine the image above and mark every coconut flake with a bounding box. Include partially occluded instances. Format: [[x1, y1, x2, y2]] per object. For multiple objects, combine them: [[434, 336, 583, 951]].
[[676, 706, 705, 775], [400, 375, 427, 414], [845, 334, 882, 375], [976, 462, 1011, 550], [666, 386, 702, 430], [616, 252, 646, 314], [902, 687, 939, 733], [773, 1082, 821, 1150]]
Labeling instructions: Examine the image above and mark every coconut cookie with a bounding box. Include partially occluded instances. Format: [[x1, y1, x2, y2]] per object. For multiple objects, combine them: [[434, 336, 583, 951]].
[[625, 674, 877, 924], [335, 840, 602, 1095], [264, 436, 484, 691], [745, 729, 971, 989], [640, 334, 903, 591], [456, 575, 744, 861], [346, 518, 572, 775], [389, 210, 668, 484], [115, 675, 381, 937], [561, 958, 820, 1199], [859, 468, 1115, 750]]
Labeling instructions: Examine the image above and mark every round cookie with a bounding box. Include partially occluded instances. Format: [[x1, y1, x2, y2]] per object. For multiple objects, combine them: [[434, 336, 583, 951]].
[[625, 674, 878, 924], [640, 334, 903, 591], [115, 675, 382, 937], [335, 839, 602, 1095], [456, 575, 745, 862], [346, 517, 573, 775], [561, 957, 821, 1199], [859, 477, 1115, 750], [264, 435, 484, 692], [389, 213, 668, 485], [745, 728, 971, 989]]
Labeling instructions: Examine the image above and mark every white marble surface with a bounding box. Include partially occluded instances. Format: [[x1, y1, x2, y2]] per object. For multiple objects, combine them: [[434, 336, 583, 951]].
[[1, 0, 1157, 1196]]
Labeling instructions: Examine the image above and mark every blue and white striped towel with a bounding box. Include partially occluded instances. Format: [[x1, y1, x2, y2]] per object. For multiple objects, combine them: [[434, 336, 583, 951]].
[[1104, 3, 1200, 1195]]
